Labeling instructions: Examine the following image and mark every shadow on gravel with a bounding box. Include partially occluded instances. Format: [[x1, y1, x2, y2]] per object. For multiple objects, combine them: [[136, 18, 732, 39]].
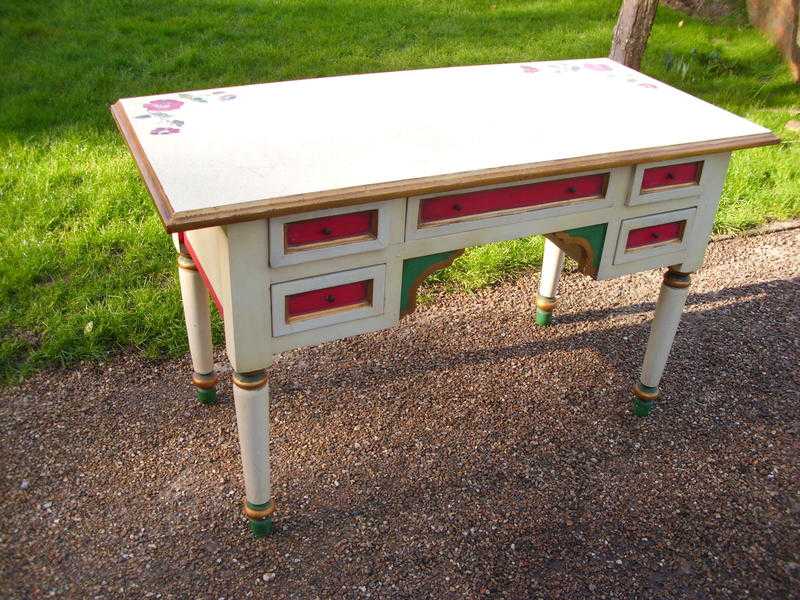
[[544, 277, 796, 326], [273, 276, 799, 408], [2, 273, 798, 598]]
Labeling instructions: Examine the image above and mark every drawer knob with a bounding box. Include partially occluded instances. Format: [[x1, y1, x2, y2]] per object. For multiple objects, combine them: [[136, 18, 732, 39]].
[[567, 186, 577, 194], [325, 294, 336, 303], [452, 203, 462, 211], [651, 232, 660, 239], [666, 172, 675, 180], [321, 227, 333, 235]]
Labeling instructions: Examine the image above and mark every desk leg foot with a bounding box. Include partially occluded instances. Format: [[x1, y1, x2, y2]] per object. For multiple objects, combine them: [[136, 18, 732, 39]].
[[245, 500, 275, 538], [632, 383, 659, 417], [233, 370, 274, 538], [193, 372, 218, 405], [535, 295, 555, 326], [178, 252, 216, 405], [633, 268, 692, 417], [536, 239, 565, 326]]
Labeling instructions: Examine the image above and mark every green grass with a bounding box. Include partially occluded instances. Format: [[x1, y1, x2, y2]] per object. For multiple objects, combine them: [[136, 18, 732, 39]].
[[1, 0, 798, 382]]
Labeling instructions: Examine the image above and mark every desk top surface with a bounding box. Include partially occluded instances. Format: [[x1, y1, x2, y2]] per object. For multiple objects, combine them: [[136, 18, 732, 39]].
[[112, 58, 777, 232]]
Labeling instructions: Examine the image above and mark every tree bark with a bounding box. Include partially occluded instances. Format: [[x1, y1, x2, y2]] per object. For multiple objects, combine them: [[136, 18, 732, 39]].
[[747, 0, 800, 82], [609, 0, 660, 70]]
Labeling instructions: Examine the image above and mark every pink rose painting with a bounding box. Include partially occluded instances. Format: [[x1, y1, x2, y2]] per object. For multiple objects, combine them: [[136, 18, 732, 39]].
[[144, 98, 184, 112], [584, 62, 613, 71], [135, 90, 238, 135], [518, 60, 660, 92]]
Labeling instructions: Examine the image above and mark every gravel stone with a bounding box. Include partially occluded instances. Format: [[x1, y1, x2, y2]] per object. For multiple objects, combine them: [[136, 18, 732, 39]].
[[1, 228, 799, 599]]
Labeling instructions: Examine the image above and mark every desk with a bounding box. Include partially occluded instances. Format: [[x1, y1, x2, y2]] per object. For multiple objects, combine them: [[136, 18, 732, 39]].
[[111, 58, 778, 537]]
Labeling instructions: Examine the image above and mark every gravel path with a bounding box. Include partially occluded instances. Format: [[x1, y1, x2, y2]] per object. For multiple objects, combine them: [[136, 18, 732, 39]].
[[2, 229, 799, 599]]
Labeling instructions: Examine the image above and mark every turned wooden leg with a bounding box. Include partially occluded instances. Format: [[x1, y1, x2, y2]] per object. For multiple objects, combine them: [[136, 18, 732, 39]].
[[536, 238, 566, 326], [233, 370, 274, 537], [633, 268, 692, 417], [177, 252, 217, 405]]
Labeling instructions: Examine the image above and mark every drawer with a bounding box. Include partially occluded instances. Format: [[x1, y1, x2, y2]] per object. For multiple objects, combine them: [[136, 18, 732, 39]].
[[418, 173, 607, 225], [628, 157, 706, 206], [406, 170, 616, 240], [271, 265, 386, 336], [614, 208, 696, 265], [269, 201, 392, 267]]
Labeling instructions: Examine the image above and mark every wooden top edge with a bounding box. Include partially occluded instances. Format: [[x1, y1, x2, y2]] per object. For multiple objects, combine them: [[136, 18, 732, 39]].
[[109, 102, 176, 230], [160, 131, 779, 232]]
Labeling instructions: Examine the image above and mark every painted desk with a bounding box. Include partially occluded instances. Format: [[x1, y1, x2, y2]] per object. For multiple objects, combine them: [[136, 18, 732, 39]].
[[111, 58, 778, 536]]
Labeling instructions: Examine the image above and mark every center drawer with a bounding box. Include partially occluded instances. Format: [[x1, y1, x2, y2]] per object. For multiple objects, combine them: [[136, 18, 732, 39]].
[[419, 173, 607, 224], [406, 170, 615, 240], [271, 265, 386, 336]]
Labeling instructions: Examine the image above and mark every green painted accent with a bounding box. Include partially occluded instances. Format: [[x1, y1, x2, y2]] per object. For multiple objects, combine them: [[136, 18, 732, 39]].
[[563, 223, 607, 272], [400, 251, 462, 314], [196, 387, 217, 405], [249, 516, 274, 538], [535, 308, 552, 326], [633, 397, 654, 417]]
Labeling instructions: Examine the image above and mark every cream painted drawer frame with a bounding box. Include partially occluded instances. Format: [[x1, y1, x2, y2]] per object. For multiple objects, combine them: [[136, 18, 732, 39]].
[[627, 155, 709, 207], [270, 265, 386, 337], [269, 200, 395, 267], [613, 207, 697, 266]]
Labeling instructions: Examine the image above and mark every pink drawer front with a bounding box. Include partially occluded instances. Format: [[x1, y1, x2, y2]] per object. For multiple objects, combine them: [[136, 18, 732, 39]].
[[419, 173, 608, 225], [285, 210, 378, 249], [640, 162, 702, 192], [285, 280, 372, 321], [625, 220, 686, 250]]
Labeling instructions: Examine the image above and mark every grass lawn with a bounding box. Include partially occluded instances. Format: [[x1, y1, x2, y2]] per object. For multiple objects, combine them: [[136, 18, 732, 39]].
[[1, 0, 798, 382]]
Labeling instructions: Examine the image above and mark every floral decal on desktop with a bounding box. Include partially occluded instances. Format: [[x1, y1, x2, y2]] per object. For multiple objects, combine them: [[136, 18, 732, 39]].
[[520, 61, 658, 88], [134, 90, 238, 135]]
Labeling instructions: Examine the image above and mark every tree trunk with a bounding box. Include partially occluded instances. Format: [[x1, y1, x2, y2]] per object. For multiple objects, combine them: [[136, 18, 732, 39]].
[[747, 0, 800, 82], [609, 0, 660, 70]]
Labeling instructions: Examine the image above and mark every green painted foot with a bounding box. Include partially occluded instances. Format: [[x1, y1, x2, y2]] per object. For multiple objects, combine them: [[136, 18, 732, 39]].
[[197, 387, 217, 405], [535, 308, 553, 326], [249, 517, 274, 538], [633, 397, 654, 417]]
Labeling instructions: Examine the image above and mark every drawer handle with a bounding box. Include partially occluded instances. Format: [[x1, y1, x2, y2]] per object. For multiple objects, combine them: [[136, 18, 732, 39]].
[[665, 172, 675, 181], [325, 294, 336, 303], [321, 227, 333, 235], [567, 186, 577, 194], [452, 203, 462, 211], [651, 232, 660, 239]]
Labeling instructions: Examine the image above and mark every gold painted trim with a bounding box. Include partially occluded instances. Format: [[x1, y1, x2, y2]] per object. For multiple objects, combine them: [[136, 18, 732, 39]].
[[663, 268, 692, 289], [633, 384, 660, 401], [233, 370, 269, 391], [545, 231, 597, 277], [536, 295, 555, 312], [192, 372, 218, 389], [243, 500, 276, 520], [177, 254, 197, 271]]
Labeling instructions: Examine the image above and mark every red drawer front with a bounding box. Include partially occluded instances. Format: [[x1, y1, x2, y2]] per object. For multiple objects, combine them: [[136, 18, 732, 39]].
[[626, 221, 685, 250], [419, 174, 607, 224], [286, 280, 371, 318], [641, 162, 701, 191], [285, 210, 377, 247]]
